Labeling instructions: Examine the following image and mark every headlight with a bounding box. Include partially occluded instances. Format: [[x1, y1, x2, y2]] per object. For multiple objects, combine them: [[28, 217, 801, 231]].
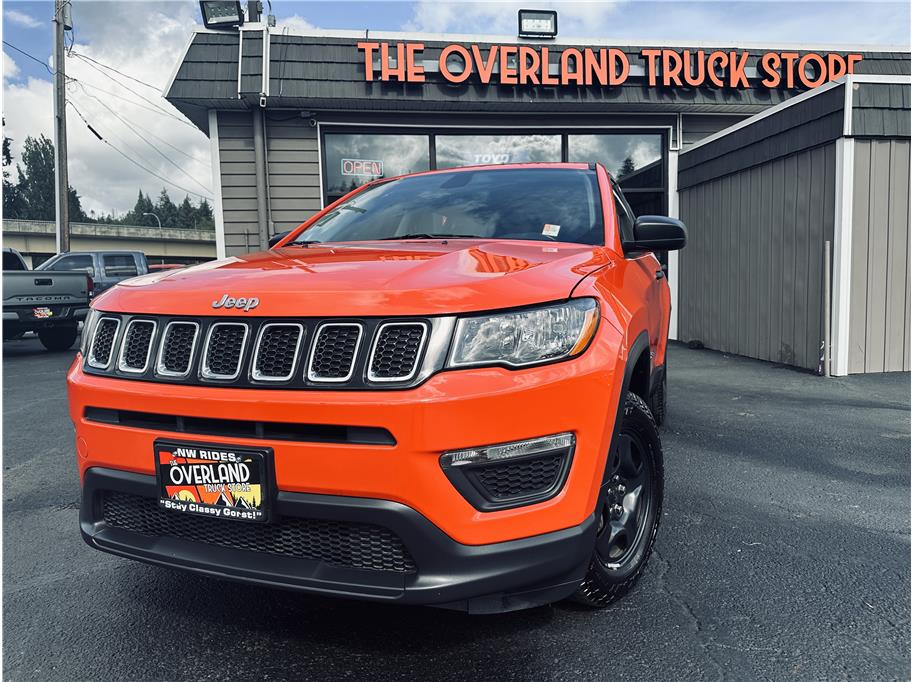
[[447, 298, 599, 369], [80, 308, 101, 356]]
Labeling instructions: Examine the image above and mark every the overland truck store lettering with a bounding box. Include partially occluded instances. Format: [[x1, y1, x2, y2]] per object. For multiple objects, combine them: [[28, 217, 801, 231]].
[[157, 445, 266, 521], [358, 42, 863, 90]]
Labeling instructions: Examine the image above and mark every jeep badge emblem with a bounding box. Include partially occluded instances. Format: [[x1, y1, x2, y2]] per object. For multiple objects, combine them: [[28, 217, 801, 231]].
[[212, 294, 259, 312]]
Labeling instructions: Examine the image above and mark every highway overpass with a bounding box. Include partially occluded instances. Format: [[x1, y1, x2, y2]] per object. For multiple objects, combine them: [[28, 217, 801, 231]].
[[2, 220, 217, 267]]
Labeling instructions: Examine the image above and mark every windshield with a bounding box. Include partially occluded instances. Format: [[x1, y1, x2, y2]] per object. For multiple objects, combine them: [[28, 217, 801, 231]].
[[293, 168, 604, 246]]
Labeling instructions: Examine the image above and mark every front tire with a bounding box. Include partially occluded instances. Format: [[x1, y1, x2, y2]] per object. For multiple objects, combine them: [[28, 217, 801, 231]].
[[571, 392, 664, 607], [38, 326, 78, 351]]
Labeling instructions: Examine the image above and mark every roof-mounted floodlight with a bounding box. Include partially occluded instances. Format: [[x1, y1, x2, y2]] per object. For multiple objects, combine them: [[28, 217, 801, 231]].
[[517, 9, 558, 39], [200, 1, 245, 30]]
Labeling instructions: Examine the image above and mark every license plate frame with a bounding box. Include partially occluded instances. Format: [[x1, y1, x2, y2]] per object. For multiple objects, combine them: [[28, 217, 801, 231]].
[[154, 439, 274, 523]]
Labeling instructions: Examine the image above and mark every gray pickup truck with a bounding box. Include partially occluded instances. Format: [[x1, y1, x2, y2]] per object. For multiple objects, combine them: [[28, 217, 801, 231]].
[[3, 248, 92, 351], [36, 250, 151, 295]]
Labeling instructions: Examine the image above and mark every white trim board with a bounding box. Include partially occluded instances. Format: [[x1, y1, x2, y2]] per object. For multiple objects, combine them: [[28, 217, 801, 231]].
[[831, 137, 855, 377], [208, 110, 226, 259]]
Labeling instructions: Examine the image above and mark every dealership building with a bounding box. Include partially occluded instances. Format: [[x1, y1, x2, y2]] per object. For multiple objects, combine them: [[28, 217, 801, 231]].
[[165, 20, 910, 374]]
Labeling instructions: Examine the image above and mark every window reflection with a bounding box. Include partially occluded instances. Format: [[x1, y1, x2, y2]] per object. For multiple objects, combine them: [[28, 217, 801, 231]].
[[324, 134, 430, 198], [568, 134, 663, 185], [436, 134, 561, 169]]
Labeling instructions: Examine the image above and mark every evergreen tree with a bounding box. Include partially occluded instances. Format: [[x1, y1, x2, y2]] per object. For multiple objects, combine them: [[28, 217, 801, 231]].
[[176, 195, 195, 228], [10, 134, 87, 221], [618, 156, 637, 179], [2, 123, 24, 218], [155, 188, 178, 227]]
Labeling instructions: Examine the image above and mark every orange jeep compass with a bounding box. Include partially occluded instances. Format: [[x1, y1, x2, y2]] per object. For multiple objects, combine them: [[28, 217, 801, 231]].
[[68, 163, 686, 613]]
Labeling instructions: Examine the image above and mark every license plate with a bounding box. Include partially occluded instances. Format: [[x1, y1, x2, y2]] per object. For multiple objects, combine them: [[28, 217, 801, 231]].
[[154, 440, 271, 523], [32, 307, 53, 319]]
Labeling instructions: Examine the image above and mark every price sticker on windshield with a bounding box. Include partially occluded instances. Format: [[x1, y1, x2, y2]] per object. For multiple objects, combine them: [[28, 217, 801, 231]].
[[543, 224, 561, 237]]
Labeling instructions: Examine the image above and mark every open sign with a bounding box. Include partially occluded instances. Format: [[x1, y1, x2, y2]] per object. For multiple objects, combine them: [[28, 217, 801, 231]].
[[341, 158, 384, 177]]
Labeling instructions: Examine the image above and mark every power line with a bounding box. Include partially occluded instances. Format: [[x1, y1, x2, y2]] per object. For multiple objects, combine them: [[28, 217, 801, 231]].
[[74, 82, 211, 193], [69, 50, 163, 91], [2, 40, 67, 78], [70, 53, 193, 127], [68, 78, 198, 129], [66, 99, 212, 201]]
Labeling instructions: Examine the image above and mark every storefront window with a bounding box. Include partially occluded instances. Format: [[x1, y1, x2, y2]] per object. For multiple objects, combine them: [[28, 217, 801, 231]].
[[568, 134, 665, 216], [323, 133, 430, 201], [436, 134, 561, 169]]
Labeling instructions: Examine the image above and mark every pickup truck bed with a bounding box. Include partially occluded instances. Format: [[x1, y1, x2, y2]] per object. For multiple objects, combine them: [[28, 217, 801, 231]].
[[3, 271, 92, 350]]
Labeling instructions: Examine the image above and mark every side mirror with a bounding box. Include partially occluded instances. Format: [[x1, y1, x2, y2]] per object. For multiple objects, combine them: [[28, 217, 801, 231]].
[[627, 215, 687, 253], [268, 230, 291, 248]]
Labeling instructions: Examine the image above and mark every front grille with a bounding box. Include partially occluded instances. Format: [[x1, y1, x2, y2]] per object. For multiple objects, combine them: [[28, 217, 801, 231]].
[[82, 314, 443, 389], [118, 320, 156, 372], [308, 324, 362, 381], [472, 454, 565, 500], [368, 323, 427, 381], [102, 490, 416, 573], [202, 323, 248, 379], [253, 324, 302, 381], [158, 322, 198, 376], [88, 317, 120, 368]]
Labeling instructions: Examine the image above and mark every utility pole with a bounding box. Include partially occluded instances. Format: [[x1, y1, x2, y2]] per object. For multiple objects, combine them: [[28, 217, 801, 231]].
[[53, 0, 71, 253]]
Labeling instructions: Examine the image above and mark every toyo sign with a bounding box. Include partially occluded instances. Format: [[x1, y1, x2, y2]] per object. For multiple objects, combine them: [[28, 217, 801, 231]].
[[357, 42, 863, 90]]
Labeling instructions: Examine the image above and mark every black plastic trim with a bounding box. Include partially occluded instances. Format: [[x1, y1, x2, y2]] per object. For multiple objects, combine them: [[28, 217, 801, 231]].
[[81, 467, 597, 613], [441, 445, 575, 512], [83, 407, 396, 446]]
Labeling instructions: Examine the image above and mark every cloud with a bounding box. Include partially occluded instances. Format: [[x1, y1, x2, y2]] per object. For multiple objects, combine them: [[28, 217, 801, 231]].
[[3, 1, 213, 217], [277, 15, 318, 33], [4, 9, 42, 29], [3, 50, 21, 81], [403, 1, 621, 36]]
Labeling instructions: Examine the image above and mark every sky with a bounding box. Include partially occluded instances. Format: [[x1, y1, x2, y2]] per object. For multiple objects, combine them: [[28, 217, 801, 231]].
[[2, 0, 910, 218]]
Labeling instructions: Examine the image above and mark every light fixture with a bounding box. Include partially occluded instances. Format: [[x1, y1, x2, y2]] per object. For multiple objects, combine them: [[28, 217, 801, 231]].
[[517, 9, 558, 39], [199, 1, 244, 29]]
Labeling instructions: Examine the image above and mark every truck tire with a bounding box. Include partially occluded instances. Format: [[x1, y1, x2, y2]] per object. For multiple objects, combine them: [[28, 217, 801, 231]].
[[38, 326, 78, 352], [571, 391, 664, 608], [649, 371, 667, 427]]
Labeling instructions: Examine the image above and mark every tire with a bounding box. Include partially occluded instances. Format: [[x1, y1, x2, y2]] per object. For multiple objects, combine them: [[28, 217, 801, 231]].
[[649, 370, 667, 427], [571, 392, 664, 608], [38, 326, 78, 352]]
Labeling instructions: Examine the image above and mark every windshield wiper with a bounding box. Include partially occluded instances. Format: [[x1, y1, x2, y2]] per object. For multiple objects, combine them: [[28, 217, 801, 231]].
[[378, 233, 485, 240]]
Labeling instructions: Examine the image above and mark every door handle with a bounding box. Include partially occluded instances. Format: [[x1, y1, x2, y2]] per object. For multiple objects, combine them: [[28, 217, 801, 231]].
[[655, 269, 665, 280]]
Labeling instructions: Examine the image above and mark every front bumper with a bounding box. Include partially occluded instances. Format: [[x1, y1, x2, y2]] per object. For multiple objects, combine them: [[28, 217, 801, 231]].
[[68, 319, 625, 546], [82, 467, 597, 613]]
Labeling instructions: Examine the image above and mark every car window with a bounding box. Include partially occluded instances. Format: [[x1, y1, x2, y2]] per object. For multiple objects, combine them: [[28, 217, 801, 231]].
[[103, 254, 138, 277], [2, 251, 26, 271], [296, 168, 605, 246], [48, 254, 95, 277], [612, 184, 636, 245]]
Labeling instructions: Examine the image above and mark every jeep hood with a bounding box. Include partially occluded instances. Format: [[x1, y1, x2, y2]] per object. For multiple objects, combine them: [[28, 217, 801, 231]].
[[96, 240, 614, 317]]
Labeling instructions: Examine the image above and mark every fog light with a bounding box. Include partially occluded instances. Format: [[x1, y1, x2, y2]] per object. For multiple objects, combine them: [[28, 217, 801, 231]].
[[441, 432, 575, 468]]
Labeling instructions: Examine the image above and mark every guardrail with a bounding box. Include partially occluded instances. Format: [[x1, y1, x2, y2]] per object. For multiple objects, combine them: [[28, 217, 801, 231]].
[[2, 219, 215, 243]]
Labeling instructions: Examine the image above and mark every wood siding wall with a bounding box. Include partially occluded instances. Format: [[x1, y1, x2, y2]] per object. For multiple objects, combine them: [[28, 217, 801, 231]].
[[217, 111, 321, 256], [679, 143, 836, 370], [848, 139, 911, 373]]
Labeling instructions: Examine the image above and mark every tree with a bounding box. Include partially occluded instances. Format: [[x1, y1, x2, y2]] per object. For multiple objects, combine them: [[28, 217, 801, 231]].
[[9, 134, 87, 221], [2, 123, 24, 218], [155, 188, 178, 227], [123, 190, 155, 226], [618, 156, 637, 179], [195, 198, 214, 229], [176, 195, 195, 228]]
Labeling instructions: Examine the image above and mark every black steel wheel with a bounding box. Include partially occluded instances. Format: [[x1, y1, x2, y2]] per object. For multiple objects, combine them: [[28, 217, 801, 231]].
[[571, 391, 664, 607]]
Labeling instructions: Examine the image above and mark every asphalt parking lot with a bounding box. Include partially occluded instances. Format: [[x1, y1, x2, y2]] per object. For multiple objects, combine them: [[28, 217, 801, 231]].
[[3, 337, 909, 681]]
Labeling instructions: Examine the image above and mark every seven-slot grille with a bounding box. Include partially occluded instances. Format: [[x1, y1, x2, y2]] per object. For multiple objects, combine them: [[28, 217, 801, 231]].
[[84, 315, 431, 388]]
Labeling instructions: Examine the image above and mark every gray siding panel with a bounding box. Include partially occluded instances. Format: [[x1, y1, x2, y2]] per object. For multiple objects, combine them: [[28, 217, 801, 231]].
[[679, 142, 836, 370], [848, 139, 911, 373]]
